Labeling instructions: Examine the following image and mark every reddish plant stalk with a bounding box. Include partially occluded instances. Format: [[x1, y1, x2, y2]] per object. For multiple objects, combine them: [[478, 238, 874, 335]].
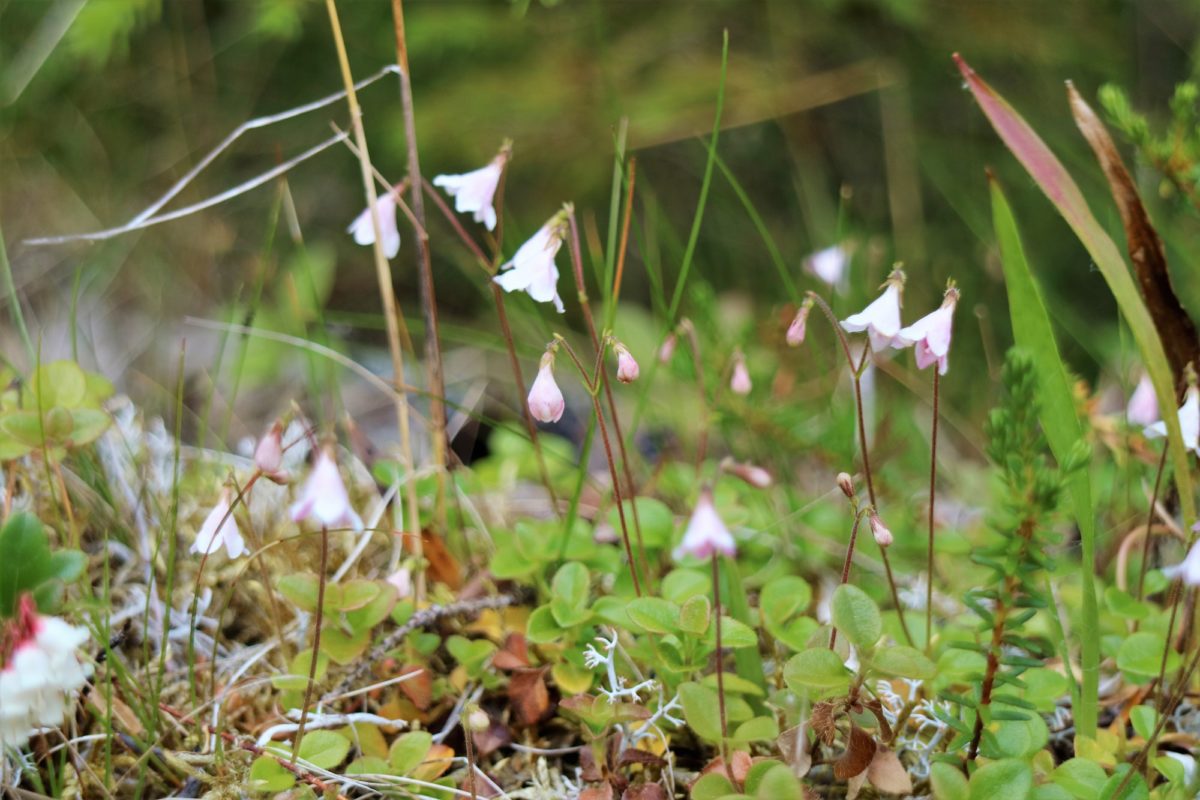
[[926, 368, 940, 653], [830, 509, 867, 651]]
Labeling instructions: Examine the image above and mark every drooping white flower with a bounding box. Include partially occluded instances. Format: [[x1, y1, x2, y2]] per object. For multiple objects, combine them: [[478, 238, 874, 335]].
[[674, 488, 736, 560], [614, 344, 639, 384], [841, 269, 906, 352], [0, 596, 92, 751], [386, 568, 412, 598], [896, 285, 959, 375], [1144, 385, 1200, 455], [347, 191, 401, 259], [494, 214, 567, 313], [528, 353, 565, 424], [1162, 537, 1200, 586], [254, 420, 287, 481], [290, 448, 364, 531], [191, 488, 246, 559], [805, 244, 850, 291], [1126, 373, 1159, 427], [432, 145, 509, 231], [730, 354, 752, 396]]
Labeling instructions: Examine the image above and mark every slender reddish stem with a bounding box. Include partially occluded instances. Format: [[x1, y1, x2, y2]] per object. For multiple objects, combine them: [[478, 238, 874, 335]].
[[926, 368, 939, 653], [1135, 445, 1170, 601], [291, 525, 328, 763], [830, 510, 867, 651]]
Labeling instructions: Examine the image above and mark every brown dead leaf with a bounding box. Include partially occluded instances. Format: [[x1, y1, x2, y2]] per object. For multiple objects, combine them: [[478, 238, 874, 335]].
[[621, 784, 666, 800], [472, 713, 511, 757], [618, 748, 666, 769], [1068, 82, 1200, 382], [579, 785, 614, 800], [832, 724, 876, 780], [87, 691, 143, 737], [866, 746, 913, 795], [508, 666, 552, 726], [776, 722, 813, 778], [698, 750, 752, 787], [580, 743, 604, 782], [811, 701, 837, 745], [846, 769, 868, 800], [402, 528, 462, 589], [492, 632, 529, 670], [397, 664, 432, 710], [862, 698, 893, 742]]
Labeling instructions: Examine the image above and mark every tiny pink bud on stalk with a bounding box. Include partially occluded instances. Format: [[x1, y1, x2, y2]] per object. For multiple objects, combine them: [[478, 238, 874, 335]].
[[722, 458, 773, 489], [730, 353, 752, 395], [658, 333, 677, 363], [837, 472, 855, 499], [869, 512, 893, 547], [254, 420, 287, 482], [614, 343, 640, 383], [527, 351, 566, 423], [786, 298, 814, 347], [674, 488, 736, 561]]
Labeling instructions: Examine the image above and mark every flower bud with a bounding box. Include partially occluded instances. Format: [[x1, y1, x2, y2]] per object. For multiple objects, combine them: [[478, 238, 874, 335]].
[[528, 353, 565, 424], [254, 420, 284, 475], [869, 512, 893, 547], [658, 334, 677, 364], [836, 472, 855, 499], [786, 299, 813, 347], [723, 459, 772, 489], [730, 354, 752, 396], [614, 343, 640, 384], [467, 707, 491, 733]]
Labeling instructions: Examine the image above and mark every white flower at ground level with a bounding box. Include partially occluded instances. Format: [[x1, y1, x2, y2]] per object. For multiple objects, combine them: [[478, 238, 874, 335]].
[[528, 354, 565, 424], [841, 270, 906, 352], [0, 596, 92, 751], [432, 145, 509, 231], [494, 215, 566, 313], [290, 448, 364, 531], [805, 244, 850, 291], [191, 488, 246, 559], [1126, 373, 1159, 427], [674, 488, 736, 560], [896, 286, 959, 375], [1145, 385, 1200, 455], [347, 191, 401, 259]]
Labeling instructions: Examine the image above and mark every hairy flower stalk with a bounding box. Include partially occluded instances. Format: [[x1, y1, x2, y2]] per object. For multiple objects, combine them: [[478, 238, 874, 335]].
[[564, 207, 649, 592], [807, 289, 915, 646], [897, 283, 959, 650]]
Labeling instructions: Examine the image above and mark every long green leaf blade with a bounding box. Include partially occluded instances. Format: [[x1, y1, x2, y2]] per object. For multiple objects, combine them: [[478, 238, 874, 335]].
[[990, 176, 1097, 742]]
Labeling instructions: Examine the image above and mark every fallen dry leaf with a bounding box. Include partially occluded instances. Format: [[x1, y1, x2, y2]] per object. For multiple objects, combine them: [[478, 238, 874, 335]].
[[866, 746, 913, 795], [776, 722, 813, 778], [508, 666, 552, 726], [621, 784, 666, 800], [472, 712, 512, 757], [811, 701, 837, 745], [579, 785, 614, 800], [832, 724, 876, 780], [397, 664, 432, 710]]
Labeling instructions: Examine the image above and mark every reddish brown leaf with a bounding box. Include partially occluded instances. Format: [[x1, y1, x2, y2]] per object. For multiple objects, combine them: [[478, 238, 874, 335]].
[[1067, 83, 1200, 383], [580, 743, 604, 782], [811, 701, 837, 745], [579, 785, 613, 800], [867, 746, 913, 795], [401, 528, 462, 589], [698, 750, 752, 787], [832, 724, 876, 780], [471, 713, 511, 758], [618, 749, 666, 769], [621, 784, 666, 800], [397, 664, 432, 710], [492, 632, 529, 670], [508, 666, 552, 726]]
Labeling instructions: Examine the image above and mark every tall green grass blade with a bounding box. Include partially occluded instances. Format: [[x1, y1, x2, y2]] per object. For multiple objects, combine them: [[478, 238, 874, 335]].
[[955, 54, 1195, 541], [0, 223, 34, 365], [665, 29, 728, 326], [990, 176, 1097, 741]]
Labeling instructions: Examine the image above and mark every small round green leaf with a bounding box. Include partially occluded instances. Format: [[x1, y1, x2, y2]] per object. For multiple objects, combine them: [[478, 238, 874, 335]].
[[831, 584, 881, 649], [969, 759, 1032, 800]]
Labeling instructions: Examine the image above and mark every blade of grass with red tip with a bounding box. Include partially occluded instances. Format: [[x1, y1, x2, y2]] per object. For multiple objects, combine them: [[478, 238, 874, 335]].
[[953, 53, 1193, 536]]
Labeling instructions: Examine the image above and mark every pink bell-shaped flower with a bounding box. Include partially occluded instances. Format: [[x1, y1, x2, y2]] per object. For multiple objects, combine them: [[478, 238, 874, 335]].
[[191, 488, 246, 559], [730, 353, 752, 396], [254, 420, 286, 481], [494, 213, 566, 313], [786, 298, 813, 347], [674, 488, 737, 560], [841, 269, 905, 352], [1163, 533, 1200, 586], [805, 244, 850, 292], [615, 344, 640, 384], [290, 448, 364, 531], [432, 143, 509, 231], [896, 285, 959, 375], [347, 191, 401, 259], [527, 353, 566, 424], [1145, 384, 1200, 455], [1126, 373, 1159, 427], [869, 511, 893, 547]]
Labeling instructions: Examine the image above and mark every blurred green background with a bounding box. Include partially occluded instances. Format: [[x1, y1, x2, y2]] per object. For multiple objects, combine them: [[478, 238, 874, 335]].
[[2, 0, 1199, 441]]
